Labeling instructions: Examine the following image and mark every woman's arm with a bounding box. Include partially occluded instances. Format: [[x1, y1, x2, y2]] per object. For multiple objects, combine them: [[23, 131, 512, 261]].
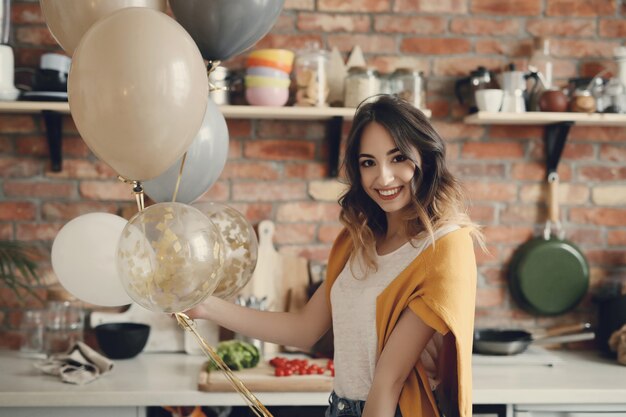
[[363, 307, 436, 417], [184, 282, 332, 351]]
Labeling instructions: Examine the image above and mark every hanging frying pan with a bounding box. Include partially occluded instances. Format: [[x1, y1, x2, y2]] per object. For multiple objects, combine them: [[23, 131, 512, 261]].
[[508, 172, 589, 315]]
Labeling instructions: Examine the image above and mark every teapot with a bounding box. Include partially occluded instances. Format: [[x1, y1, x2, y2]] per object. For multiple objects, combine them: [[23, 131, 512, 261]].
[[454, 66, 496, 113]]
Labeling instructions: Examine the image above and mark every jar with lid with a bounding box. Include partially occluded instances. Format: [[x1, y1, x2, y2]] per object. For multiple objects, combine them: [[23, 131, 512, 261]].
[[389, 68, 426, 109], [294, 42, 330, 107], [344, 67, 381, 108]]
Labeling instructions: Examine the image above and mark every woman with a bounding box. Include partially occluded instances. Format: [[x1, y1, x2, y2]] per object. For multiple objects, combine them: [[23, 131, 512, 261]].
[[186, 95, 482, 417]]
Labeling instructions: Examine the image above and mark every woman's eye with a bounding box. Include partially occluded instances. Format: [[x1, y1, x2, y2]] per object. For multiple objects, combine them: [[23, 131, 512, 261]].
[[360, 159, 374, 168], [392, 154, 408, 163]]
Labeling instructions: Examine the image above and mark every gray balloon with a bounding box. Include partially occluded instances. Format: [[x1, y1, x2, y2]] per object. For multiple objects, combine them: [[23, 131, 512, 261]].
[[169, 0, 285, 61], [143, 98, 229, 204]]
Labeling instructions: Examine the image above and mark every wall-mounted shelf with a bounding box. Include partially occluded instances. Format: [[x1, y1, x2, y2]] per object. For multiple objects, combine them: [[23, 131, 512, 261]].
[[464, 111, 626, 180], [464, 111, 626, 126], [0, 101, 431, 177]]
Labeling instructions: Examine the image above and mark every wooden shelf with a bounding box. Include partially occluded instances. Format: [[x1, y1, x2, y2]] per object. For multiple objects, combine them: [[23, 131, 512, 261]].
[[0, 101, 431, 120], [464, 111, 626, 126]]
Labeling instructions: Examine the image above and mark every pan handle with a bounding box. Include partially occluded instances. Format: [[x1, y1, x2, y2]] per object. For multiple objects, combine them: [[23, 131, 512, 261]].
[[533, 331, 595, 345], [544, 172, 564, 240], [544, 322, 591, 337]]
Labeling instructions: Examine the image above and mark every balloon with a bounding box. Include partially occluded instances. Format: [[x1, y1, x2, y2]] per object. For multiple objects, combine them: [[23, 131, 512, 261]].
[[143, 98, 229, 204], [116, 202, 224, 313], [169, 0, 285, 62], [51, 213, 132, 307], [193, 202, 258, 299], [68, 8, 208, 181], [40, 0, 167, 55]]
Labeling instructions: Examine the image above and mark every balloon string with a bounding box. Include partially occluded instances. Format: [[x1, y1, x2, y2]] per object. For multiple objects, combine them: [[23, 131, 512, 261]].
[[174, 313, 274, 417], [171, 152, 188, 203]]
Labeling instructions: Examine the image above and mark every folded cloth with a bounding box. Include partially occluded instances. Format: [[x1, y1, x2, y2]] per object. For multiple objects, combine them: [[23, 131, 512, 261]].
[[34, 341, 114, 385]]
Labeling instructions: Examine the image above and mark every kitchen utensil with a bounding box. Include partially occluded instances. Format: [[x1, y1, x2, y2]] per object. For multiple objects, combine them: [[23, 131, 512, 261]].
[[95, 322, 150, 359], [475, 89, 504, 112], [498, 65, 540, 113], [454, 66, 495, 113], [245, 86, 289, 106], [473, 328, 595, 356], [0, 45, 19, 101], [539, 89, 569, 112], [508, 166, 589, 315]]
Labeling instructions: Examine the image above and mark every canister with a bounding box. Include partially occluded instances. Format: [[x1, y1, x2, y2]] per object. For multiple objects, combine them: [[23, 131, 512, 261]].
[[344, 67, 380, 108]]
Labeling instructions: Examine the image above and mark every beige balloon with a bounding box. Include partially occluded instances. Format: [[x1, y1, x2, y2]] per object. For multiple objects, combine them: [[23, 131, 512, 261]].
[[40, 0, 167, 55], [68, 8, 209, 181]]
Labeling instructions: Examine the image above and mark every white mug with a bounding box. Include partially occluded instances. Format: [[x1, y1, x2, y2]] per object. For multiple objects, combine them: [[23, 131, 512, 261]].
[[475, 89, 504, 112]]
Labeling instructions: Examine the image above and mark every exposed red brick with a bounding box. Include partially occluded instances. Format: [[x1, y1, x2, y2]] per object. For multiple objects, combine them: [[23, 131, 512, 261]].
[[284, 162, 329, 179], [318, 223, 344, 243], [526, 19, 596, 37], [0, 157, 41, 178], [11, 3, 45, 24], [273, 14, 296, 32], [476, 287, 507, 308], [450, 18, 520, 36], [608, 230, 626, 246], [546, 0, 616, 16], [426, 99, 451, 118], [226, 203, 274, 224], [274, 223, 317, 244], [15, 223, 62, 241], [0, 115, 36, 133], [432, 122, 486, 141], [221, 162, 281, 180], [15, 25, 57, 46], [3, 181, 75, 198], [45, 159, 116, 180], [578, 166, 626, 181], [276, 202, 341, 222], [511, 162, 545, 181], [318, 0, 390, 12], [600, 19, 626, 37], [600, 144, 626, 162], [467, 204, 496, 223], [233, 181, 307, 201], [451, 162, 506, 177], [433, 57, 505, 77], [586, 249, 626, 266], [500, 205, 545, 224], [471, 0, 542, 15], [551, 39, 620, 59], [562, 143, 595, 160], [483, 225, 534, 243], [328, 34, 396, 53], [462, 142, 525, 159], [375, 16, 447, 34], [297, 13, 371, 32], [475, 39, 534, 57], [244, 140, 316, 161], [464, 181, 518, 202], [196, 181, 230, 202], [393, 0, 467, 13], [284, 0, 315, 10], [79, 181, 134, 201], [278, 244, 332, 262], [41, 202, 118, 221], [569, 126, 626, 142], [258, 120, 325, 139], [401, 38, 471, 55], [225, 120, 252, 139], [255, 33, 324, 50], [0, 202, 36, 221], [570, 207, 626, 227], [568, 228, 604, 246], [0, 224, 13, 240]]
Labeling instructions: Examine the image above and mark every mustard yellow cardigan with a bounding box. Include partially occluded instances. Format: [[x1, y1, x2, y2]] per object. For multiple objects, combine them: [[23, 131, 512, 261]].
[[325, 227, 477, 417]]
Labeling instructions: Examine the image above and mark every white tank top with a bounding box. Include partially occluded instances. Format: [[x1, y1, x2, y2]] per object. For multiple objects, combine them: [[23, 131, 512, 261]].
[[330, 225, 459, 400]]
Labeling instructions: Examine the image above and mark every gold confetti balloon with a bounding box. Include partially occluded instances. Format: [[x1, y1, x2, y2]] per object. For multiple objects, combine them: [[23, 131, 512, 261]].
[[116, 202, 224, 313], [192, 202, 258, 299]]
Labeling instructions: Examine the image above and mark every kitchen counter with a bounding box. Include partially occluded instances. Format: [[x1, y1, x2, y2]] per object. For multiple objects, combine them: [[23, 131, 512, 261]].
[[0, 349, 625, 415]]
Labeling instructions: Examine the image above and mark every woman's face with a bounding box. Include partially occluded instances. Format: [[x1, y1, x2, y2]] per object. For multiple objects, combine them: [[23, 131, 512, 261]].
[[358, 122, 420, 214]]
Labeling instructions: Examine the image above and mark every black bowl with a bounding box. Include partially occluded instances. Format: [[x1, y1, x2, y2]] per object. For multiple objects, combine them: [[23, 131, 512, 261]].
[[95, 322, 150, 359]]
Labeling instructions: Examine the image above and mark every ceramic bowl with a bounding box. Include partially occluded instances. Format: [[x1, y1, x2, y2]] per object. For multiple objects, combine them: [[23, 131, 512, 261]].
[[245, 86, 289, 106], [248, 49, 294, 66], [246, 56, 292, 74], [246, 66, 290, 79], [245, 75, 291, 89], [95, 322, 150, 359]]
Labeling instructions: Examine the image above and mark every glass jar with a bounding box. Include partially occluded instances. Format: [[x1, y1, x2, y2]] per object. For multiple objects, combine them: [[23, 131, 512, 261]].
[[389, 68, 426, 109], [344, 67, 381, 108], [44, 300, 85, 355], [19, 310, 45, 355], [294, 42, 330, 107]]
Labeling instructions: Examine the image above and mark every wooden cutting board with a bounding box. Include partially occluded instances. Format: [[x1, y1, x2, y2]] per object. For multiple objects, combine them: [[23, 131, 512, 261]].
[[197, 360, 333, 392]]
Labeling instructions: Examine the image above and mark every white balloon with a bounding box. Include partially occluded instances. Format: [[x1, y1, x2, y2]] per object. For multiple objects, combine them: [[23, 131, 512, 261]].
[[51, 213, 132, 306]]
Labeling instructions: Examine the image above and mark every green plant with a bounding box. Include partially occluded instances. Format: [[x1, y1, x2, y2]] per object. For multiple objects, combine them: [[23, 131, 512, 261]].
[[0, 240, 43, 303]]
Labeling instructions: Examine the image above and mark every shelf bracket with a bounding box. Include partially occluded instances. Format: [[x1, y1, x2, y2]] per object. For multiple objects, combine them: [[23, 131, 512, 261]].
[[327, 116, 343, 177], [42, 110, 63, 172], [543, 121, 573, 179]]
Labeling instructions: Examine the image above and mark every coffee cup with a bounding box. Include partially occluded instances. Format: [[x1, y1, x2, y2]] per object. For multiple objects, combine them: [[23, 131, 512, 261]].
[[475, 89, 504, 112]]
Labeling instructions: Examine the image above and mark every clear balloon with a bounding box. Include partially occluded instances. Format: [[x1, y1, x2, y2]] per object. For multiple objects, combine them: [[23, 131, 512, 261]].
[[143, 98, 229, 204], [193, 202, 258, 299], [117, 203, 224, 313], [68, 8, 208, 181], [40, 0, 167, 55], [169, 0, 285, 62], [51, 213, 132, 307]]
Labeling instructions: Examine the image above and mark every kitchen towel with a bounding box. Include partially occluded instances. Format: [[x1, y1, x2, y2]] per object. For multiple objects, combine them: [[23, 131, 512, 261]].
[[34, 341, 114, 384], [609, 324, 626, 366]]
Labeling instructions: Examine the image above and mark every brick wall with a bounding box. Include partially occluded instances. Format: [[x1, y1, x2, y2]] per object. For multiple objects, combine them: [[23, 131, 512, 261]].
[[0, 0, 625, 347]]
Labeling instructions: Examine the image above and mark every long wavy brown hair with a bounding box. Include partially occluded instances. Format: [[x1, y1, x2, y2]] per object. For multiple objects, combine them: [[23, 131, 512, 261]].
[[339, 95, 483, 272]]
